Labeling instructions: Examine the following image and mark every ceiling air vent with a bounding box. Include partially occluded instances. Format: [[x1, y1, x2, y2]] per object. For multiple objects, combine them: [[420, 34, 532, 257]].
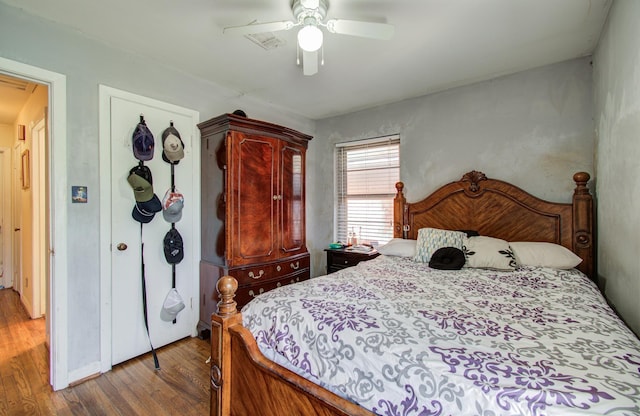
[[244, 32, 286, 50]]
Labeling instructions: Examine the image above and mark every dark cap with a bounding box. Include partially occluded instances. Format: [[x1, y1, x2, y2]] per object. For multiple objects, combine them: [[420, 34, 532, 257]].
[[132, 118, 155, 161], [132, 204, 156, 223], [163, 228, 184, 264]]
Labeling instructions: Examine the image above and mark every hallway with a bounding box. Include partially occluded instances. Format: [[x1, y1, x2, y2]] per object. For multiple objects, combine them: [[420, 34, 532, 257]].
[[0, 289, 210, 415]]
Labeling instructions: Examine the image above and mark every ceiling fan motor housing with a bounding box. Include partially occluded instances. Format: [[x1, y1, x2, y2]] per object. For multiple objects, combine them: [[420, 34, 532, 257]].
[[292, 0, 328, 25]]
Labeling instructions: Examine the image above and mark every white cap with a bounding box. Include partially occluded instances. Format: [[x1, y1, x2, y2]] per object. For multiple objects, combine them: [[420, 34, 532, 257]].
[[160, 288, 185, 322]]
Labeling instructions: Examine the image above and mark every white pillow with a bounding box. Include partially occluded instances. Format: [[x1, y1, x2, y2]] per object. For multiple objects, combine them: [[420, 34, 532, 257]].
[[413, 228, 467, 263], [377, 238, 416, 257], [464, 236, 516, 270], [509, 242, 582, 269]]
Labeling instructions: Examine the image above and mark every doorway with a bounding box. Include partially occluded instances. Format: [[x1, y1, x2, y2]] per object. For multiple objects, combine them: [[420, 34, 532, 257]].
[[0, 76, 49, 351], [0, 56, 68, 390]]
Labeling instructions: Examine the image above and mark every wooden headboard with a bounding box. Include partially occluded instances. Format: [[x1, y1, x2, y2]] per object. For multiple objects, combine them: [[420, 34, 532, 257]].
[[393, 170, 595, 280]]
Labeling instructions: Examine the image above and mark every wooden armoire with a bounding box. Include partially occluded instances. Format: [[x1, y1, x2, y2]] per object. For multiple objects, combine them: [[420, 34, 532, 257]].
[[197, 113, 312, 334]]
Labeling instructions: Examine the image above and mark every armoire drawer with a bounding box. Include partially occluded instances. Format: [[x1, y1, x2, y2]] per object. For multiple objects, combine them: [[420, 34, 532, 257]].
[[230, 255, 310, 286], [234, 269, 310, 308]]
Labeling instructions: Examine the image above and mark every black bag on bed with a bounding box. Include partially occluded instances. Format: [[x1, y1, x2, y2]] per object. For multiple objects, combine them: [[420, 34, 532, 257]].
[[429, 247, 466, 270]]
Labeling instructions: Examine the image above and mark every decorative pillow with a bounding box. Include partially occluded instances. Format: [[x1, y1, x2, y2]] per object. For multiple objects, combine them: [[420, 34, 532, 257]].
[[429, 247, 465, 270], [377, 238, 417, 257], [509, 242, 582, 269], [413, 228, 467, 263], [463, 236, 517, 270]]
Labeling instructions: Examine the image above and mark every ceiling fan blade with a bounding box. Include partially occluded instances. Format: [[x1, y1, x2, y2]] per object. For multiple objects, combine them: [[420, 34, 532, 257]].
[[326, 19, 394, 40], [223, 20, 295, 36], [302, 50, 318, 76]]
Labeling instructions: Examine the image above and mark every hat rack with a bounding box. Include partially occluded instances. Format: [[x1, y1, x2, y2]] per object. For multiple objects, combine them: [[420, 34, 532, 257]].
[[130, 113, 161, 369], [165, 120, 181, 324], [170, 153, 177, 323], [128, 115, 187, 370]]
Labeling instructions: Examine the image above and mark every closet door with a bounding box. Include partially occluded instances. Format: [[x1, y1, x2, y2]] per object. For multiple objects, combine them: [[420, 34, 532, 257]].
[[227, 133, 278, 265], [279, 143, 306, 254]]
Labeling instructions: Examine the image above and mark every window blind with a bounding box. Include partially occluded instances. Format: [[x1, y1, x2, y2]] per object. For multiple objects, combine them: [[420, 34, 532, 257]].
[[335, 135, 400, 247]]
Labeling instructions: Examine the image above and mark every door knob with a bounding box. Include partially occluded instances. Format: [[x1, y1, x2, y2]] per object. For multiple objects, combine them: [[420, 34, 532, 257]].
[[116, 243, 128, 251]]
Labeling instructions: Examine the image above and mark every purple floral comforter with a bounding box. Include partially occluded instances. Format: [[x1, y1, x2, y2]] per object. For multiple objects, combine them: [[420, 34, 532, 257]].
[[242, 255, 640, 416]]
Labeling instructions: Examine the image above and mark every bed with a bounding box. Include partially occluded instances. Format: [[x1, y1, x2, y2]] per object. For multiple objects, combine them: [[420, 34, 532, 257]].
[[209, 170, 640, 415]]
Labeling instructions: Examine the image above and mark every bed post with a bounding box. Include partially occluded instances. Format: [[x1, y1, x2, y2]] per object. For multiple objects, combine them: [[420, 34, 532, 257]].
[[394, 181, 406, 238], [571, 172, 595, 281], [210, 276, 242, 416]]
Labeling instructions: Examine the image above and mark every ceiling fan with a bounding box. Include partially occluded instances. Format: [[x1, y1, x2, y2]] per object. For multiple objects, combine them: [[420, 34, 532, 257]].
[[223, 0, 394, 76]]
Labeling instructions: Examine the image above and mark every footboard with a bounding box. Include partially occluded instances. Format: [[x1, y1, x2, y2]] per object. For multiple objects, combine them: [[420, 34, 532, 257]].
[[210, 276, 374, 416]]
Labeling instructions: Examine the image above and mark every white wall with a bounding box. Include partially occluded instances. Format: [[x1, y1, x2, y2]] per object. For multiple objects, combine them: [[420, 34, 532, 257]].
[[309, 58, 595, 277], [0, 124, 13, 148], [0, 2, 314, 381], [593, 0, 640, 336]]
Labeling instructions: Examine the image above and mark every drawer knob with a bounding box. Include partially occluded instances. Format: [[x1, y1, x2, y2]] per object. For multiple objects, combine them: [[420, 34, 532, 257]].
[[290, 261, 300, 270], [276, 265, 281, 271], [211, 365, 222, 389], [249, 288, 264, 298], [248, 269, 264, 279]]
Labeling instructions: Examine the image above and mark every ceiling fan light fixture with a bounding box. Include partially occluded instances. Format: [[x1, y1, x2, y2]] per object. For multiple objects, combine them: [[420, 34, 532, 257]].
[[298, 25, 323, 52]]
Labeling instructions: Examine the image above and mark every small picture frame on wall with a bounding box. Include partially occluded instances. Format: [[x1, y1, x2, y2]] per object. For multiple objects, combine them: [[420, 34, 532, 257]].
[[18, 124, 26, 141], [21, 149, 30, 189], [71, 186, 88, 203]]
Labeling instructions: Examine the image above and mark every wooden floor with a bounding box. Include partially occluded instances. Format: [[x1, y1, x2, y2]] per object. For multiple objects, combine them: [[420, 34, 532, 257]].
[[0, 288, 211, 415]]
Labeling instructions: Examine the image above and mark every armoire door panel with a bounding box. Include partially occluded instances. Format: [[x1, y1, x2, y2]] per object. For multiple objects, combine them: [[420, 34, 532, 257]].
[[280, 144, 306, 254], [229, 134, 277, 264]]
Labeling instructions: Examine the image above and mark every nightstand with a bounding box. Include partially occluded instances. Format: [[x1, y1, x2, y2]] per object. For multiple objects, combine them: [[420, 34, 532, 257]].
[[325, 248, 380, 274]]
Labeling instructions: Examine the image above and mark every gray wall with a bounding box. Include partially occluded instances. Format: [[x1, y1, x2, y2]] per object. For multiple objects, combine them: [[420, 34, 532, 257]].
[[0, 3, 314, 378], [309, 58, 595, 277], [593, 0, 640, 335]]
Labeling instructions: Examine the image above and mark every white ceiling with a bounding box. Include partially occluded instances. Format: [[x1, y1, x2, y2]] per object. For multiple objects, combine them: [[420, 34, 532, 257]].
[[1, 0, 611, 121]]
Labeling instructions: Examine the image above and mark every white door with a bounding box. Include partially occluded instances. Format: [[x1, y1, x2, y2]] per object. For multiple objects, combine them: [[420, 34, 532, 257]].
[[12, 142, 22, 293], [32, 118, 47, 317], [108, 93, 199, 365]]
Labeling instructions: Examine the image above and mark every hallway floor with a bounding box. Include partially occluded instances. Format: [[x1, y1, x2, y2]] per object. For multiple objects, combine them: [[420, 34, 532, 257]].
[[0, 288, 210, 415]]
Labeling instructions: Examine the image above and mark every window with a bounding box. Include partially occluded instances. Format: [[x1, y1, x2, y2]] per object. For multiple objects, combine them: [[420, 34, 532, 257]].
[[335, 135, 400, 247]]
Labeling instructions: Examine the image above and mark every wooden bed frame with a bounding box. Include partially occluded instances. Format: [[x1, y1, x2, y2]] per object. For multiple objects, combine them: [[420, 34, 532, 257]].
[[209, 170, 595, 416]]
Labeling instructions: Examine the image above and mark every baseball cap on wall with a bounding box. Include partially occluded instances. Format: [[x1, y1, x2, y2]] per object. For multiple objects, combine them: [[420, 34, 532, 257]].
[[132, 117, 155, 161], [137, 194, 162, 213], [132, 204, 156, 223], [163, 228, 184, 264], [160, 288, 185, 322], [127, 165, 154, 202], [161, 122, 185, 164], [162, 189, 184, 223], [128, 164, 162, 223]]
